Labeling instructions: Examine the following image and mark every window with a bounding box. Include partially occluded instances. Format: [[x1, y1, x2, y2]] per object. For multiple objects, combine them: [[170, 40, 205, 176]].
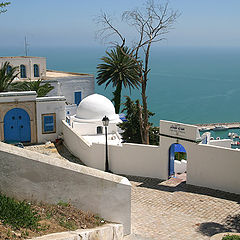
[[74, 91, 82, 106], [42, 113, 56, 134], [97, 126, 103, 134], [34, 64, 39, 77], [6, 65, 12, 74], [20, 65, 26, 78]]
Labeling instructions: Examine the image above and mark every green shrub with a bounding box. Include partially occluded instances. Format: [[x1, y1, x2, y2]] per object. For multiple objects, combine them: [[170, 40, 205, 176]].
[[222, 235, 240, 240], [0, 193, 40, 230]]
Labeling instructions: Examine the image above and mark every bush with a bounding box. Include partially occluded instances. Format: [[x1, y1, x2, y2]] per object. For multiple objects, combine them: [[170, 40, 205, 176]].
[[0, 193, 40, 230], [222, 235, 240, 240]]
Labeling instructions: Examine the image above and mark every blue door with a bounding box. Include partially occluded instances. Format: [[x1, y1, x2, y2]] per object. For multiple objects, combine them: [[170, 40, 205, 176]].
[[169, 144, 175, 176], [4, 108, 31, 143], [74, 91, 82, 106]]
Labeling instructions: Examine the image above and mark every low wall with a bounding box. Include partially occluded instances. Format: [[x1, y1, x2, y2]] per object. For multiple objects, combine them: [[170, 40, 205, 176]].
[[187, 144, 240, 194], [110, 143, 166, 179], [0, 142, 131, 235], [209, 139, 232, 148], [31, 224, 123, 240], [62, 121, 169, 180]]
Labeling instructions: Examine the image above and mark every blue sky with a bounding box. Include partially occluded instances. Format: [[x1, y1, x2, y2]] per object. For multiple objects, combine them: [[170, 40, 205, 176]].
[[0, 0, 240, 48]]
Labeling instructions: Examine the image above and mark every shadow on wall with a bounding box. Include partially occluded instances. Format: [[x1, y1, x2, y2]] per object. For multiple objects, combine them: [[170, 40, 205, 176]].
[[197, 214, 240, 237], [123, 175, 240, 204]]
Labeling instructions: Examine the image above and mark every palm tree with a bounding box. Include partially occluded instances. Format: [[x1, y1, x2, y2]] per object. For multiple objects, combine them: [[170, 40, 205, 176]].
[[0, 61, 19, 92], [96, 46, 140, 113], [10, 79, 54, 97]]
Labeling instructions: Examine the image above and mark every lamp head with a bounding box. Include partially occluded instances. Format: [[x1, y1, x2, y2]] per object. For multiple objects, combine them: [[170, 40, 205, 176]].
[[102, 116, 109, 127]]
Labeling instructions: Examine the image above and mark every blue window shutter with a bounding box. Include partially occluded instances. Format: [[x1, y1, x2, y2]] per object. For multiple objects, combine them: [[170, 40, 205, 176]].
[[44, 116, 54, 132], [34, 64, 39, 77], [74, 92, 82, 105], [6, 65, 12, 74], [20, 65, 26, 78]]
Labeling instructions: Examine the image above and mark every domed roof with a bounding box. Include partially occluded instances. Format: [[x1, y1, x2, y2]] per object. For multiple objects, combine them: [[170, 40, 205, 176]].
[[75, 94, 119, 121]]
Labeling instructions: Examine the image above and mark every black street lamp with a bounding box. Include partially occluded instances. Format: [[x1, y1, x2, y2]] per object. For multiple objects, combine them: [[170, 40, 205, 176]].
[[102, 116, 110, 172]]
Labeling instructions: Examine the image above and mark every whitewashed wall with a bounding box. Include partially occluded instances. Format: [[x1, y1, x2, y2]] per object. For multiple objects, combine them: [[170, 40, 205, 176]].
[[62, 121, 169, 180], [209, 139, 232, 148], [0, 142, 131, 235], [45, 75, 94, 104], [187, 144, 240, 194], [71, 120, 118, 136], [63, 119, 240, 195], [36, 97, 66, 143]]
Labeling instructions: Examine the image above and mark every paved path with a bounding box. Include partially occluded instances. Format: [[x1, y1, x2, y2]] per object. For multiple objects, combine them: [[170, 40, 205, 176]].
[[128, 175, 240, 240]]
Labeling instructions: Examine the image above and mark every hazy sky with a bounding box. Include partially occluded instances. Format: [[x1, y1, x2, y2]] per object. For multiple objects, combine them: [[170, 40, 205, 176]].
[[1, 0, 240, 48]]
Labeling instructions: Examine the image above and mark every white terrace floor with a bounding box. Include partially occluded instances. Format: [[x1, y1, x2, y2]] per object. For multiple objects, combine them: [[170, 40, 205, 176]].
[[26, 143, 240, 240]]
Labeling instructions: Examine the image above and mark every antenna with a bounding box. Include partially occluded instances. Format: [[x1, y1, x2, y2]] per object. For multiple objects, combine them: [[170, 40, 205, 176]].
[[24, 36, 30, 56]]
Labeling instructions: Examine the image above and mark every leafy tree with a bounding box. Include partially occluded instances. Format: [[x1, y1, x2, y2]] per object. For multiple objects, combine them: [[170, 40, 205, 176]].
[[0, 1, 10, 14], [11, 79, 54, 97], [96, 0, 179, 144], [0, 61, 19, 92], [96, 45, 140, 114], [119, 96, 159, 145]]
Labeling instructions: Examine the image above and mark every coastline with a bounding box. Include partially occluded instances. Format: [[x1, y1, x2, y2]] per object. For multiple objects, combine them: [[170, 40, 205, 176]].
[[196, 122, 240, 129]]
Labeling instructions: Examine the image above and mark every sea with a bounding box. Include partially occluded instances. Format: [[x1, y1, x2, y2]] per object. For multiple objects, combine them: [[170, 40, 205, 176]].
[[1, 45, 240, 131]]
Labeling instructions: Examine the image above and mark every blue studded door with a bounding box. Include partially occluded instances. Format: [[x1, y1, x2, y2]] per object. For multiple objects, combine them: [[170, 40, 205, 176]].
[[4, 108, 31, 143]]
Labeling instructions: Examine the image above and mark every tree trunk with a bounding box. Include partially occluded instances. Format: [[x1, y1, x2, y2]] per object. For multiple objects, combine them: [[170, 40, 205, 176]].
[[113, 82, 122, 114], [141, 43, 151, 144]]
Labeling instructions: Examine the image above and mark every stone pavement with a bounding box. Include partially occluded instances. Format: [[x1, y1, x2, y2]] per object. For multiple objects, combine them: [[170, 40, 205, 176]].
[[127, 175, 240, 240]]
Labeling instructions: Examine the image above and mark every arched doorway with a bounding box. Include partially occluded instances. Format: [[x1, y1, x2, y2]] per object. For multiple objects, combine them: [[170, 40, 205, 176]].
[[4, 108, 31, 143], [169, 143, 187, 177]]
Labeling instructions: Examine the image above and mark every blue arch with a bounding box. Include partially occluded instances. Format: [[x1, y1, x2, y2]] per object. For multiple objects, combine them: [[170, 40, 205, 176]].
[[168, 143, 187, 177], [4, 108, 31, 143]]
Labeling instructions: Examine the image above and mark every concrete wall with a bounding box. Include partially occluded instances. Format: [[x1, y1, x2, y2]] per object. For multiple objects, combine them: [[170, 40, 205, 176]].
[[36, 96, 66, 143], [0, 142, 131, 235], [62, 121, 169, 180], [0, 56, 46, 80], [187, 144, 240, 194]]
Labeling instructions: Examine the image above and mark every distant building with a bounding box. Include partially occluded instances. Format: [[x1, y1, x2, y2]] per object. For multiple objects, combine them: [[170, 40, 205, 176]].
[[0, 56, 94, 105]]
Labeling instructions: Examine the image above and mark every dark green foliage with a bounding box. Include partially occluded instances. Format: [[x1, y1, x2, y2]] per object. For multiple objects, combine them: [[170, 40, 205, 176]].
[[0, 61, 19, 92], [10, 79, 54, 97], [119, 96, 159, 145], [119, 96, 142, 144], [174, 152, 187, 161], [149, 126, 160, 146], [222, 235, 240, 240], [97, 46, 140, 113], [0, 193, 40, 230], [0, 1, 10, 14]]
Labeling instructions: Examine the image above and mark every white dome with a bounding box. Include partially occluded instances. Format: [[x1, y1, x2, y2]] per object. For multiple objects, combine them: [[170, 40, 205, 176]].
[[76, 94, 119, 121]]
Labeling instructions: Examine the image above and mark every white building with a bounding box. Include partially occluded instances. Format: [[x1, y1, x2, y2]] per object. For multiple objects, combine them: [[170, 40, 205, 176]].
[[69, 94, 122, 145], [0, 91, 65, 144], [0, 56, 94, 106]]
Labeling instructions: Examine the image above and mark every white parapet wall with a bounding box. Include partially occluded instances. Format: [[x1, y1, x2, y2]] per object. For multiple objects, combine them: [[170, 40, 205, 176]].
[[62, 121, 169, 180], [0, 142, 131, 235], [187, 144, 240, 194]]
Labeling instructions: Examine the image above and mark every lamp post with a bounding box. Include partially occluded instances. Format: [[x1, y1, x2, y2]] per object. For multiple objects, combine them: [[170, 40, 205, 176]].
[[102, 116, 110, 172]]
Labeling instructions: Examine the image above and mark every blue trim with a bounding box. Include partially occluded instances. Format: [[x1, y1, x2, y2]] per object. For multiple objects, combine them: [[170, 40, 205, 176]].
[[20, 65, 26, 78], [74, 91, 82, 106], [34, 64, 39, 77], [43, 115, 54, 132]]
